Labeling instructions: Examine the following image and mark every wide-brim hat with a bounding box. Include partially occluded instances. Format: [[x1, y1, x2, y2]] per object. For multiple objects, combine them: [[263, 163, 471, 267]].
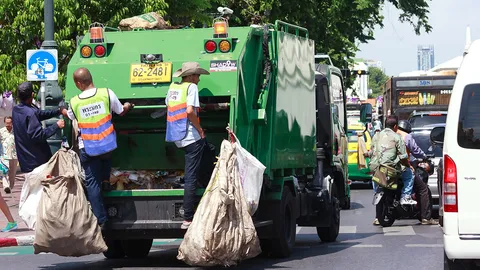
[[173, 62, 210, 77]]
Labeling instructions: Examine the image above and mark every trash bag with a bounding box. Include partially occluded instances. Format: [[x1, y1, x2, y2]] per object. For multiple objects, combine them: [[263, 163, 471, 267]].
[[119, 12, 167, 30], [177, 140, 261, 267], [232, 134, 266, 215], [33, 149, 107, 257], [18, 163, 47, 230]]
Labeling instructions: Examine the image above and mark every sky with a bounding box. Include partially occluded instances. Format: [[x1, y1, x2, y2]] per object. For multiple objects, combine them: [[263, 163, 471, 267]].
[[357, 0, 480, 76]]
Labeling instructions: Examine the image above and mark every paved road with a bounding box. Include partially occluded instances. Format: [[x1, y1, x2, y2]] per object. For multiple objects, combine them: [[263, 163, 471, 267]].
[[0, 184, 444, 269]]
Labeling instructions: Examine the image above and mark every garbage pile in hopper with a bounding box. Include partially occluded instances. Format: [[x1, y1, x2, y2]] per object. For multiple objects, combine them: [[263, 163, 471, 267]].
[[108, 169, 184, 190]]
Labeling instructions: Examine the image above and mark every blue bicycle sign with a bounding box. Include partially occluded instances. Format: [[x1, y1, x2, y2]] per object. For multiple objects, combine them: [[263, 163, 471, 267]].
[[26, 49, 58, 81]]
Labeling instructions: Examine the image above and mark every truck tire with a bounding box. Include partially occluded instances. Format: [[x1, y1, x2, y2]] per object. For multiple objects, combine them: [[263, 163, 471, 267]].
[[103, 238, 125, 259], [121, 239, 153, 258], [268, 186, 296, 258], [316, 184, 340, 242]]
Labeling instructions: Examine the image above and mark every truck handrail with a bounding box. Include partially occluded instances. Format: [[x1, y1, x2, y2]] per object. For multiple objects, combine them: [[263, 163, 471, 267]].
[[132, 105, 166, 110], [275, 20, 308, 38]]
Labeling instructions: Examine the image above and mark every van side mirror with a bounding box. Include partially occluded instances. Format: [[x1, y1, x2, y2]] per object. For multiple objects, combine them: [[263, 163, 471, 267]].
[[430, 126, 445, 146], [360, 103, 373, 123]]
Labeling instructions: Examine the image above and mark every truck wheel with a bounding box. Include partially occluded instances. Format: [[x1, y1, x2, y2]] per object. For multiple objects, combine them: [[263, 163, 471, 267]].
[[121, 239, 153, 258], [269, 186, 296, 258], [103, 238, 125, 259], [317, 184, 340, 242], [376, 196, 395, 227]]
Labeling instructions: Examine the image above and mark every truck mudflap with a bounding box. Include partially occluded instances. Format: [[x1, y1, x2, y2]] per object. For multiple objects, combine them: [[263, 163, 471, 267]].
[[373, 191, 384, 206]]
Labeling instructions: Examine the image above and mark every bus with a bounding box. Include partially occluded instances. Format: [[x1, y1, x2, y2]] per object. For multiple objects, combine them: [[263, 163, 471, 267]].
[[383, 75, 455, 122]]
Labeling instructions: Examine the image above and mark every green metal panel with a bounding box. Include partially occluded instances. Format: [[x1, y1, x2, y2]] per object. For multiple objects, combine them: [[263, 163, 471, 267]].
[[273, 29, 316, 170]]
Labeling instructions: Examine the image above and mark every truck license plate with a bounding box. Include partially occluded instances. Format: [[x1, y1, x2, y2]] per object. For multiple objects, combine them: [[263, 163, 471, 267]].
[[130, 62, 172, 84]]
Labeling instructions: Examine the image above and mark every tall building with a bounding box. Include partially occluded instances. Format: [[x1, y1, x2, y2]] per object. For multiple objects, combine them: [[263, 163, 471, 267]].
[[417, 45, 435, 71]]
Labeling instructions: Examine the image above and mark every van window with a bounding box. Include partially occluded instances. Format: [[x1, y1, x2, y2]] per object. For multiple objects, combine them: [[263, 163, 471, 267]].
[[458, 84, 480, 149]]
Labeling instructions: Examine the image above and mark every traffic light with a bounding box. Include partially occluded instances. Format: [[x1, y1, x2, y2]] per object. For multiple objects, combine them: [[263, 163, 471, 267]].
[[354, 70, 369, 76]]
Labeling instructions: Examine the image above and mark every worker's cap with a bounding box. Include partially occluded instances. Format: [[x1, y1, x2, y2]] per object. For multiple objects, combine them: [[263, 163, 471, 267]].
[[173, 62, 210, 77]]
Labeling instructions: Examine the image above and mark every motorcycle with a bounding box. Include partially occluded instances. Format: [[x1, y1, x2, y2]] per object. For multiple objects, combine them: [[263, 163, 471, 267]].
[[373, 158, 435, 227]]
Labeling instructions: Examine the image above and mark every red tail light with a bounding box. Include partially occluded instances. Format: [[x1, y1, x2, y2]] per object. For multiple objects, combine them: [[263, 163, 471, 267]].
[[443, 154, 458, 212], [94, 45, 106, 57], [205, 40, 217, 53]]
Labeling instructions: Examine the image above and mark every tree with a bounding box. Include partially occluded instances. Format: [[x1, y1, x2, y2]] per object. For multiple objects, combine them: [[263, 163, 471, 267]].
[[0, 0, 431, 96], [0, 0, 169, 95], [213, 0, 431, 85], [368, 67, 389, 98]]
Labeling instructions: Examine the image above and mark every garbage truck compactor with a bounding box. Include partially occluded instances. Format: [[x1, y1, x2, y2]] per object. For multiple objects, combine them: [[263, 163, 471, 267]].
[[64, 20, 347, 259]]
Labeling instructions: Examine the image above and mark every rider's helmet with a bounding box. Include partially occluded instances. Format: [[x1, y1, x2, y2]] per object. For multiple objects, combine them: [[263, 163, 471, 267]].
[[398, 120, 412, 133]]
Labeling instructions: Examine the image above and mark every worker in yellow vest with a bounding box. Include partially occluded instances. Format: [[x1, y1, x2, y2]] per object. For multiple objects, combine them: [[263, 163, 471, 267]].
[[166, 62, 209, 229], [65, 68, 133, 226]]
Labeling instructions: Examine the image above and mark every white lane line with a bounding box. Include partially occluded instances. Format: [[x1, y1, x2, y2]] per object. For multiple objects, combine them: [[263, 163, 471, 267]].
[[339, 226, 357, 234], [383, 226, 415, 236], [328, 244, 382, 248], [0, 252, 18, 256], [405, 244, 443, 248], [296, 227, 302, 234]]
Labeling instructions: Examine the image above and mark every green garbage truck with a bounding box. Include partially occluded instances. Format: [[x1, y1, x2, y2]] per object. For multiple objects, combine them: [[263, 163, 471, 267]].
[[64, 17, 349, 259]]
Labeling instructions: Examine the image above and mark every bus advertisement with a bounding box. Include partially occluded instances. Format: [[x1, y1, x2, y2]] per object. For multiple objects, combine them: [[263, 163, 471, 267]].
[[383, 75, 455, 121]]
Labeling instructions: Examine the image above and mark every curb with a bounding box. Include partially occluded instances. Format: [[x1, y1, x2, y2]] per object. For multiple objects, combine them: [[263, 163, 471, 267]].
[[0, 235, 34, 248]]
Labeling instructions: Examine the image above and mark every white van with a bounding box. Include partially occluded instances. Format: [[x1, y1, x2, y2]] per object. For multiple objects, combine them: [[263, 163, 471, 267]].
[[431, 39, 480, 268]]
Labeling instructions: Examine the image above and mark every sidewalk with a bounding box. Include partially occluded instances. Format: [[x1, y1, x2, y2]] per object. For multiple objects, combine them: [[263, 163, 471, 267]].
[[0, 174, 35, 246]]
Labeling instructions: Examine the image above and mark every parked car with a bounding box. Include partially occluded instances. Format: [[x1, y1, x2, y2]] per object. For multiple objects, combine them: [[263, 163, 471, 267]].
[[432, 39, 480, 269], [408, 111, 447, 129], [347, 124, 372, 183], [410, 123, 445, 215]]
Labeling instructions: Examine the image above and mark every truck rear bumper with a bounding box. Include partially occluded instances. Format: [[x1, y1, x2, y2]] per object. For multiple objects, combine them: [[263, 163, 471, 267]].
[[103, 195, 274, 239]]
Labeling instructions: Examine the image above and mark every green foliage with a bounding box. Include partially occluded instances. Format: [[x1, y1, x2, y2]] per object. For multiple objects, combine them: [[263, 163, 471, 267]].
[[0, 0, 431, 97], [0, 0, 169, 96], [368, 67, 389, 98]]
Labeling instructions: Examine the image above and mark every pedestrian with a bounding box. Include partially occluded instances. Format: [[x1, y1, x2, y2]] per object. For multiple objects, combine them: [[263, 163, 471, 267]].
[[65, 67, 133, 226], [165, 62, 209, 229], [12, 82, 67, 173], [0, 190, 17, 232], [0, 117, 17, 194]]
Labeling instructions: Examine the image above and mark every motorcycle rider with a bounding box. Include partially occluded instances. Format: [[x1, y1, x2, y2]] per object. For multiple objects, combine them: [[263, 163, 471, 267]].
[[368, 115, 415, 205], [397, 120, 439, 225]]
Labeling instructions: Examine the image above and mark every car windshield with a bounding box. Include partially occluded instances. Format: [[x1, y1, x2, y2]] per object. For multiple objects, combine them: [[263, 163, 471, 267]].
[[410, 132, 443, 158], [409, 115, 447, 128]]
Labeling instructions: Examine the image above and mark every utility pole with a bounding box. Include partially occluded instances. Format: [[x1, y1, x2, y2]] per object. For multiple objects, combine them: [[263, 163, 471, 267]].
[[41, 0, 64, 152]]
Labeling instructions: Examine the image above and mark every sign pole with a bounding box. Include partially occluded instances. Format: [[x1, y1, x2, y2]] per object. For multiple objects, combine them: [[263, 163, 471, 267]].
[[40, 82, 46, 128]]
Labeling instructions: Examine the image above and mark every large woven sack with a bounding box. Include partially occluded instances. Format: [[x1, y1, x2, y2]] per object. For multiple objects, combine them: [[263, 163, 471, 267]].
[[33, 149, 107, 256], [177, 140, 261, 266], [119, 12, 167, 30]]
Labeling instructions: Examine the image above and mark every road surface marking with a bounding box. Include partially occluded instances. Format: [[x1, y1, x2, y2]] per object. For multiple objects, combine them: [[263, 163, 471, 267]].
[[296, 227, 302, 234], [328, 244, 382, 248], [339, 226, 357, 234], [405, 244, 443, 248], [383, 226, 415, 236], [0, 252, 18, 256]]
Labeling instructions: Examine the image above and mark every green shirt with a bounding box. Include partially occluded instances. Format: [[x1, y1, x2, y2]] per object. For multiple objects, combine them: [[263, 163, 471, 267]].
[[369, 128, 408, 171]]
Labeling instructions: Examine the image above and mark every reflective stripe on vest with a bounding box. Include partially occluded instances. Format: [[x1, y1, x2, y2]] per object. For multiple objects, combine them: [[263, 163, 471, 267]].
[[166, 82, 191, 142], [71, 88, 117, 156]]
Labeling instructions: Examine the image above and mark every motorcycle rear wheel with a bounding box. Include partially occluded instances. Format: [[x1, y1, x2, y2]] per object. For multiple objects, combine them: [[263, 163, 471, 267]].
[[376, 196, 396, 227]]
